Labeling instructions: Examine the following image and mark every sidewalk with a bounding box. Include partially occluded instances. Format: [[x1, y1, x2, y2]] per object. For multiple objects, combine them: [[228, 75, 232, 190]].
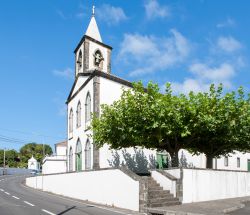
[[147, 197, 250, 215]]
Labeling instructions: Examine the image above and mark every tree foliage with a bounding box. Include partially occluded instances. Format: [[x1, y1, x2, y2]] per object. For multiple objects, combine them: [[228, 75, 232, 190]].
[[0, 149, 20, 167], [92, 82, 194, 167], [0, 143, 53, 168], [19, 143, 53, 165], [188, 84, 250, 168], [92, 81, 250, 168]]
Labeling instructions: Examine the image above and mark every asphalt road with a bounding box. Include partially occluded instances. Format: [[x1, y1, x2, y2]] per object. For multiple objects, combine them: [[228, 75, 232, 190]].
[[229, 201, 250, 215], [0, 175, 133, 215]]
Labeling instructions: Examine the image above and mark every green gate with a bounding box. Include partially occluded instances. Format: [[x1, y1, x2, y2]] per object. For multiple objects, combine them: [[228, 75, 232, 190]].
[[157, 153, 168, 169]]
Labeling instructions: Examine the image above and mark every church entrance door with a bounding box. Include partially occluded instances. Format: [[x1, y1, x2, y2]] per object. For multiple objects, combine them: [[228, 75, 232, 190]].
[[76, 139, 82, 171]]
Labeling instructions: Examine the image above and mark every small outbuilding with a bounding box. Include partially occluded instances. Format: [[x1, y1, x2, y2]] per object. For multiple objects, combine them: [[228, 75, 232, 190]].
[[28, 156, 39, 171]]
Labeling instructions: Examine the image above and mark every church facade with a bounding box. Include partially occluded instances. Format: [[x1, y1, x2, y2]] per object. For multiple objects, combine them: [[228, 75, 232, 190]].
[[65, 9, 250, 173]]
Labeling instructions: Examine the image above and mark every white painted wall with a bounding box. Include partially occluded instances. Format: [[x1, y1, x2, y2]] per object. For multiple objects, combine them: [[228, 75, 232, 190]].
[[56, 145, 67, 156], [182, 168, 250, 203], [151, 170, 176, 197], [165, 169, 181, 179], [68, 78, 94, 171], [72, 76, 89, 95], [179, 149, 250, 171], [42, 156, 67, 174], [26, 169, 140, 211]]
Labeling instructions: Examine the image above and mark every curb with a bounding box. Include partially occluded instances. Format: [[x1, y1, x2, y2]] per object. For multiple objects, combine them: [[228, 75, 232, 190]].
[[148, 208, 204, 215], [223, 203, 245, 214], [148, 198, 250, 215]]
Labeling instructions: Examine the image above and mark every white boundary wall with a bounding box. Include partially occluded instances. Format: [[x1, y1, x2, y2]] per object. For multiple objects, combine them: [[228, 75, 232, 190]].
[[182, 168, 250, 203], [26, 169, 139, 211]]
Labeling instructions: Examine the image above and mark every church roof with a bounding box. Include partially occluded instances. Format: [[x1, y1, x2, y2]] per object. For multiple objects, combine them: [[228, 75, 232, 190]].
[[28, 156, 37, 162], [66, 70, 133, 104], [55, 141, 67, 147], [85, 7, 102, 42]]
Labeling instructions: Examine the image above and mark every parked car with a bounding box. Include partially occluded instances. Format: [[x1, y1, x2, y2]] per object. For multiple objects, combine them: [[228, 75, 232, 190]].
[[30, 170, 39, 175]]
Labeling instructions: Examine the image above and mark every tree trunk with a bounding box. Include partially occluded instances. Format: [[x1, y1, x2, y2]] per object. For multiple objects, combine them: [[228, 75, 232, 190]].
[[169, 151, 179, 167], [206, 154, 213, 169]]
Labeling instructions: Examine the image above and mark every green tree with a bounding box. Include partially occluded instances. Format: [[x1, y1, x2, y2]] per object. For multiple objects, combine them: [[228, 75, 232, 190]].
[[92, 81, 250, 169], [188, 84, 250, 168], [0, 149, 20, 167], [19, 143, 53, 167], [92, 82, 193, 167]]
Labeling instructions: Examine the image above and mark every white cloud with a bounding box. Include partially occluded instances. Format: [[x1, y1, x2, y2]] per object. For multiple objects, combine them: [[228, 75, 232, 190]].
[[189, 63, 235, 83], [171, 63, 235, 94], [119, 29, 191, 77], [217, 36, 242, 53], [53, 68, 74, 80], [172, 79, 209, 94], [96, 4, 128, 25], [144, 0, 170, 19], [217, 17, 235, 28]]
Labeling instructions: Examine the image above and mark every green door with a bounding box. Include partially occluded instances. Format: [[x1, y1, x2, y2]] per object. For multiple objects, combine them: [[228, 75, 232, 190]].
[[75, 139, 82, 171], [248, 160, 250, 172], [76, 153, 82, 171], [157, 153, 168, 169]]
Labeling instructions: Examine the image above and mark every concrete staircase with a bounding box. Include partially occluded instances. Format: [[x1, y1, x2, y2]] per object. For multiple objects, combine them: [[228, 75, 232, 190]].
[[147, 177, 181, 208]]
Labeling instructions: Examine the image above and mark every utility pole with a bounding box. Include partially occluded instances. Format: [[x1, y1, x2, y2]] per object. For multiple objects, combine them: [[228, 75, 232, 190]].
[[3, 148, 5, 175]]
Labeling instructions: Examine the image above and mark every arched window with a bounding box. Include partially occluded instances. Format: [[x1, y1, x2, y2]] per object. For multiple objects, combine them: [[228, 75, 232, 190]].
[[69, 108, 73, 133], [75, 139, 82, 171], [85, 139, 91, 170], [93, 49, 104, 69], [77, 50, 82, 72], [76, 101, 81, 128], [69, 147, 73, 172], [85, 92, 91, 123]]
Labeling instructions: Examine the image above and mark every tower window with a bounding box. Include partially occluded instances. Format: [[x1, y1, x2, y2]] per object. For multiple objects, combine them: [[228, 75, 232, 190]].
[[93, 50, 104, 69], [77, 50, 83, 72]]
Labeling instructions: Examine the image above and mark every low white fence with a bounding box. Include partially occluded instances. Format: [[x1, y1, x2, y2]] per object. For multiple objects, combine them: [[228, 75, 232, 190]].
[[182, 168, 250, 203], [26, 168, 140, 211]]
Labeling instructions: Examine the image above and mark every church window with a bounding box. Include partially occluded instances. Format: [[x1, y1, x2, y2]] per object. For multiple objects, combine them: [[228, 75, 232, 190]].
[[93, 50, 103, 69], [69, 108, 73, 133], [69, 147, 73, 172], [77, 50, 83, 72], [76, 101, 81, 128], [75, 139, 82, 171], [85, 139, 91, 170], [85, 92, 91, 123]]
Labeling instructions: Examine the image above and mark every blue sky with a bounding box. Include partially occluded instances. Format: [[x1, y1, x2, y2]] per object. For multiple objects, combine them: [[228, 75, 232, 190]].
[[0, 0, 249, 151]]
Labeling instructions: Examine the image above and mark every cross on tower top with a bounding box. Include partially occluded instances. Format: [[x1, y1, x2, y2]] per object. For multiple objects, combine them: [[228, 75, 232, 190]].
[[92, 5, 95, 16]]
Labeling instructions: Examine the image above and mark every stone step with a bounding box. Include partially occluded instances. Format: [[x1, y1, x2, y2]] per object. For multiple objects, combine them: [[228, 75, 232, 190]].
[[148, 189, 170, 196], [149, 197, 179, 203], [148, 186, 163, 191], [148, 200, 181, 208]]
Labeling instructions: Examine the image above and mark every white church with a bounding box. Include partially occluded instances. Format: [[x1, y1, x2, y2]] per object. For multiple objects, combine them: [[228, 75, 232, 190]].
[[62, 8, 250, 173], [28, 7, 250, 212]]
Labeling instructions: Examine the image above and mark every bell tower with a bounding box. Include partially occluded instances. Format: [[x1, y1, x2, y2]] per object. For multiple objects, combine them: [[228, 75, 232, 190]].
[[74, 6, 112, 77]]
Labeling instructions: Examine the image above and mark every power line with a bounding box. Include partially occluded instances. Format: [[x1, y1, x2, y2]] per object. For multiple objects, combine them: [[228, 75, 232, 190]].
[[0, 134, 33, 145], [0, 127, 65, 140]]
